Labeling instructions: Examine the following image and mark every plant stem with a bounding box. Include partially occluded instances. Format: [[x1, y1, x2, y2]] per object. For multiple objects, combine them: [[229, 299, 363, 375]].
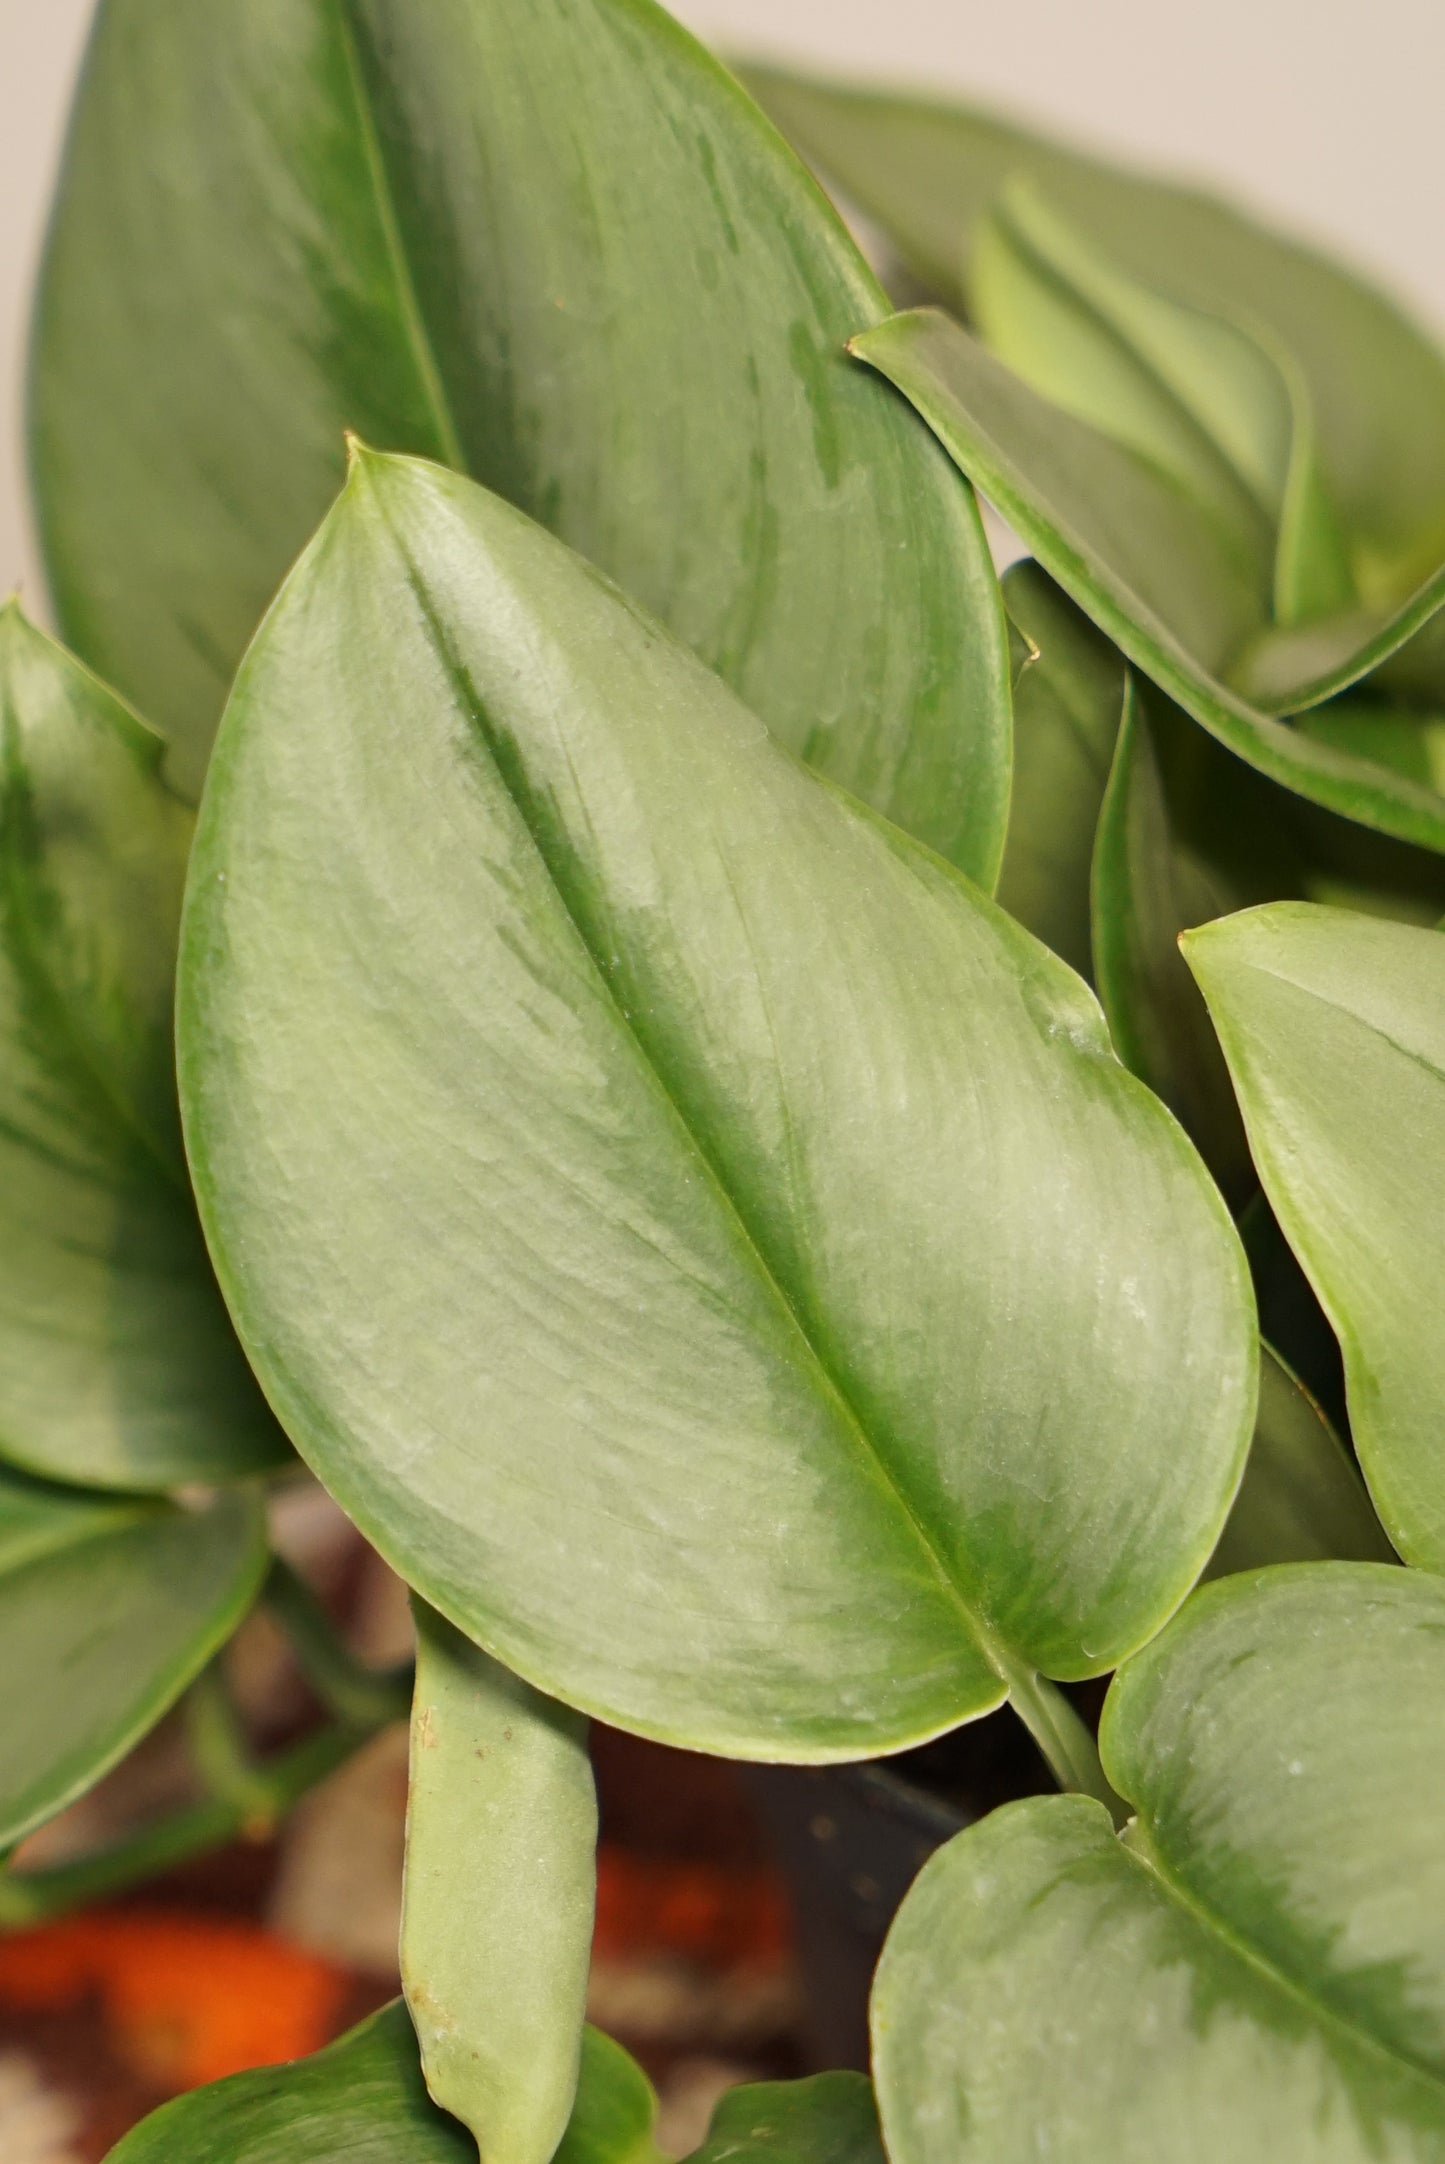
[[1000, 1660, 1129, 1829], [263, 1556, 414, 1730], [184, 1662, 277, 1823], [0, 1723, 371, 1931]]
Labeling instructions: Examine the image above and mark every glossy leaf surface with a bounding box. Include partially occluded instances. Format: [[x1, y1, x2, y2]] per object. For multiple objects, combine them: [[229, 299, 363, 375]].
[[995, 562, 1125, 976], [687, 2073, 884, 2164], [34, 0, 1008, 876], [1208, 1347, 1391, 1577], [106, 2000, 475, 2162], [743, 68, 1445, 602], [402, 1605, 596, 2162], [852, 309, 1445, 853], [1186, 904, 1445, 1570], [178, 452, 1253, 1758], [875, 1565, 1445, 2162], [0, 602, 288, 1490], [0, 1485, 265, 1848]]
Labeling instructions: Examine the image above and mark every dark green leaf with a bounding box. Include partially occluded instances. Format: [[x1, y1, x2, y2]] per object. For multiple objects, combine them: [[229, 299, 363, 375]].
[[107, 2004, 660, 2163], [1090, 684, 1278, 1202], [0, 1483, 265, 1848], [742, 68, 1445, 606], [851, 309, 1445, 853], [554, 2030, 664, 2164], [1207, 1346, 1392, 1577], [177, 451, 1254, 1757], [105, 2000, 474, 2161], [995, 562, 1125, 975], [34, 0, 1008, 879], [687, 2073, 884, 2164], [402, 1605, 595, 2162], [1185, 903, 1445, 1570], [875, 1564, 1445, 2161], [0, 602, 289, 1491]]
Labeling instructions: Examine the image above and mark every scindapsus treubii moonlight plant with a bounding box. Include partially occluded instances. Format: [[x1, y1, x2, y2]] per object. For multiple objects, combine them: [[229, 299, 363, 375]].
[[2, 0, 1444, 2156]]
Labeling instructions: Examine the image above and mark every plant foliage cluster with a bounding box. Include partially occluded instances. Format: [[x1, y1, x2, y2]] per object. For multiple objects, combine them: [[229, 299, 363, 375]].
[[3, 2, 1445, 2157]]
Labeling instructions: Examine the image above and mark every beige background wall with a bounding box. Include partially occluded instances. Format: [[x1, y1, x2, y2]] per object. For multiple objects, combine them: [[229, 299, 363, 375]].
[[3, 0, 1443, 608]]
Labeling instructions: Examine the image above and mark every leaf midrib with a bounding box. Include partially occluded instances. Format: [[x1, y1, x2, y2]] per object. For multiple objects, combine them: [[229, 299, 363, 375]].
[[383, 516, 1003, 1694], [1125, 1826, 1445, 2103], [1215, 950, 1445, 1101]]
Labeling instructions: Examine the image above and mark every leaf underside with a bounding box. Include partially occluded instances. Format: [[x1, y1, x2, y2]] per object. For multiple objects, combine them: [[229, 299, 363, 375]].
[[1185, 903, 1445, 1570]]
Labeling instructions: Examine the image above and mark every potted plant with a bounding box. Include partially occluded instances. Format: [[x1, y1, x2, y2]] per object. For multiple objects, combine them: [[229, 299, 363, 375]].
[[3, 0, 1443, 2156]]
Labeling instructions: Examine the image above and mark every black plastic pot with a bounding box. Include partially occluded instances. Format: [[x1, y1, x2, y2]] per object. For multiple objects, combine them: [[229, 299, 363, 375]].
[[742, 1713, 1056, 2069], [741, 1761, 966, 2071]]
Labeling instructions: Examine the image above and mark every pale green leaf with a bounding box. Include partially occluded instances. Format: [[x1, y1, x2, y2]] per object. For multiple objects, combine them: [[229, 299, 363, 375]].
[[742, 68, 1445, 605], [33, 0, 1008, 880], [0, 1482, 266, 1848], [850, 310, 1445, 854], [402, 1605, 596, 2164], [1207, 1346, 1392, 1577], [177, 451, 1254, 1758], [972, 181, 1282, 589], [0, 602, 289, 1491], [875, 1564, 1445, 2162], [1184, 903, 1445, 1570]]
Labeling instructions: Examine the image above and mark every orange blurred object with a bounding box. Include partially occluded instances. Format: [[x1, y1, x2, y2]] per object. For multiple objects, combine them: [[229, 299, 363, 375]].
[[0, 1910, 349, 2088], [593, 1845, 791, 1970]]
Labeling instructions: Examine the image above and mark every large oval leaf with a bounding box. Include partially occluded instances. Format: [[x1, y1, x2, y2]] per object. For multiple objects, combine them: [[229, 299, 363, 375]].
[[1184, 903, 1445, 1570], [0, 603, 288, 1491], [178, 451, 1254, 1759], [874, 1564, 1445, 2162], [850, 309, 1445, 854], [0, 1477, 266, 1849], [33, 0, 1008, 877], [402, 1606, 596, 2163], [743, 68, 1445, 603]]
